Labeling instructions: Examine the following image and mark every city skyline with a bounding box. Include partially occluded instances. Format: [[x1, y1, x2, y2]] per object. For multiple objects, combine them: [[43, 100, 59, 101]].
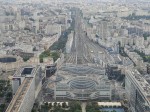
[[0, 0, 149, 112]]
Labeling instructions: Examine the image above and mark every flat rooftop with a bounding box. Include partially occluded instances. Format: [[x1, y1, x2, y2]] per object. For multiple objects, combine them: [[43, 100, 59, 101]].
[[6, 77, 33, 112], [14, 66, 36, 77], [22, 68, 33, 75], [98, 102, 122, 106], [127, 69, 150, 104]]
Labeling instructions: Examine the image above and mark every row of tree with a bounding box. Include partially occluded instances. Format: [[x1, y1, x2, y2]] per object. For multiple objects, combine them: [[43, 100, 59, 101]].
[[35, 101, 82, 112], [39, 50, 60, 63], [50, 8, 75, 52], [0, 80, 12, 112], [134, 50, 150, 63], [123, 13, 150, 20]]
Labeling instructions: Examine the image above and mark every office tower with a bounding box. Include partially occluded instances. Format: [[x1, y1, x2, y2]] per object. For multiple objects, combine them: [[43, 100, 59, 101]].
[[32, 12, 39, 34], [6, 65, 42, 112], [125, 69, 150, 112], [98, 21, 108, 39]]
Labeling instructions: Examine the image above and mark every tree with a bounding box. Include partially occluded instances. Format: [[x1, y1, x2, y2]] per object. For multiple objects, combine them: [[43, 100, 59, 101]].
[[24, 27, 31, 31], [74, 109, 82, 112], [29, 18, 35, 21], [111, 110, 117, 112], [33, 47, 37, 51], [23, 57, 30, 62], [39, 50, 51, 63], [58, 103, 61, 108], [62, 102, 67, 108], [53, 106, 64, 112], [41, 105, 48, 112], [0, 92, 4, 97], [6, 92, 12, 97], [51, 51, 60, 62], [143, 33, 150, 40], [54, 102, 57, 108], [48, 103, 52, 109], [50, 18, 74, 52], [31, 109, 36, 112], [6, 97, 12, 102], [45, 102, 48, 106], [0, 104, 6, 110], [69, 101, 81, 112]]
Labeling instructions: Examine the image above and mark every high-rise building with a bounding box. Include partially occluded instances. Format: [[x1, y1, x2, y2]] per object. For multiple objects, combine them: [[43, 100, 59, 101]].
[[106, 64, 121, 79], [32, 12, 39, 34], [125, 69, 150, 112], [97, 21, 109, 39], [6, 65, 42, 112]]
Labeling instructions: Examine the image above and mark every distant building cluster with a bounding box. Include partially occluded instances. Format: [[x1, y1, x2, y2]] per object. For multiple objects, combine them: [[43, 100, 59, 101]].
[[0, 3, 71, 65], [0, 1, 150, 112]]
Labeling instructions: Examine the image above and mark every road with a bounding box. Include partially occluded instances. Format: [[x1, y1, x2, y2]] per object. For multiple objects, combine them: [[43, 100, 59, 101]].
[[81, 102, 86, 112]]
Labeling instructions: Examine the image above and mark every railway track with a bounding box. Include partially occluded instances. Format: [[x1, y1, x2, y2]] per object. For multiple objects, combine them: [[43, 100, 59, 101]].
[[65, 9, 93, 65]]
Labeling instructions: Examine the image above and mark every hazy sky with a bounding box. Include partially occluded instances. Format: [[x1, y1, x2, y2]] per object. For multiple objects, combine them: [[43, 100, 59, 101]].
[[1, 0, 149, 3]]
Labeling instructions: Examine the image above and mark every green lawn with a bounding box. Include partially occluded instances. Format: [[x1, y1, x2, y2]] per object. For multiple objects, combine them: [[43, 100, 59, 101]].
[[39, 50, 60, 63]]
